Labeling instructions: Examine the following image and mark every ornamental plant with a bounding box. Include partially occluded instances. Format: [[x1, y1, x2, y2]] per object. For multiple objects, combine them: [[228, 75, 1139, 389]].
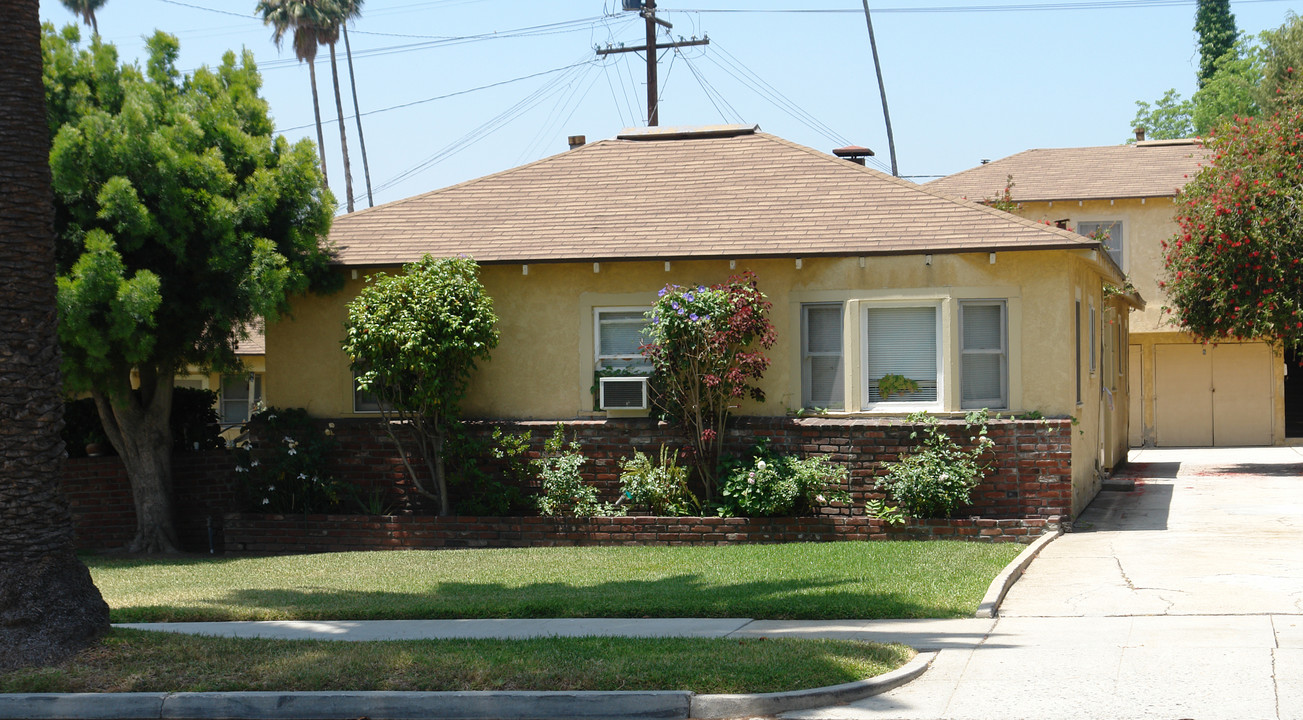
[[642, 272, 776, 500], [877, 410, 995, 519], [343, 255, 499, 516], [1162, 105, 1303, 354], [716, 440, 851, 518], [534, 424, 621, 518], [618, 446, 700, 517], [234, 407, 348, 514]]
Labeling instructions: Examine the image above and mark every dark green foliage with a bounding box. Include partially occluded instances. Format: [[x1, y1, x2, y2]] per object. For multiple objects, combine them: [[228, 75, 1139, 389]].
[[447, 426, 529, 516], [1195, 0, 1238, 88], [170, 387, 222, 452], [618, 447, 700, 516], [715, 440, 851, 518], [234, 407, 349, 514], [878, 411, 995, 519]]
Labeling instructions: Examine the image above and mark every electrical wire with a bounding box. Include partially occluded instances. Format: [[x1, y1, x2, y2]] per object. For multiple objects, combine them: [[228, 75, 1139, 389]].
[[672, 0, 1289, 14]]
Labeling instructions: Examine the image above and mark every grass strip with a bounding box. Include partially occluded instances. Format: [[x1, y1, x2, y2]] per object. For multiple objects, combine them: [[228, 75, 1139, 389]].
[[1, 629, 914, 695], [90, 541, 1022, 622]]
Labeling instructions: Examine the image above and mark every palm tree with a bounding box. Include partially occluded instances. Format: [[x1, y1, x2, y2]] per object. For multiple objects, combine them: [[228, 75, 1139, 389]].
[[257, 0, 331, 189], [318, 0, 362, 212], [342, 22, 374, 207], [0, 0, 110, 670], [59, 0, 107, 37]]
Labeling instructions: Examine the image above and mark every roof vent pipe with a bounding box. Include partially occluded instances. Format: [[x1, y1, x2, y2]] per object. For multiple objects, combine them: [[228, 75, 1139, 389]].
[[1134, 127, 1146, 142], [832, 145, 875, 166], [568, 135, 586, 150]]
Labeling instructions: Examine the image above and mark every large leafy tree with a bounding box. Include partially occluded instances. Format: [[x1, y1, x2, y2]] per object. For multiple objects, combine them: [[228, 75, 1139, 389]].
[[0, 3, 109, 669], [343, 256, 499, 516], [44, 26, 338, 553], [1161, 106, 1303, 352], [1195, 0, 1237, 87], [642, 272, 776, 501]]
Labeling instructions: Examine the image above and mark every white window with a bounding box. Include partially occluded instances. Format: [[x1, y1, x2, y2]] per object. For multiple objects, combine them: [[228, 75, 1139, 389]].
[[352, 370, 386, 413], [595, 308, 651, 373], [862, 304, 940, 407], [801, 303, 844, 409], [959, 301, 1007, 409], [220, 373, 262, 424], [1078, 220, 1123, 270]]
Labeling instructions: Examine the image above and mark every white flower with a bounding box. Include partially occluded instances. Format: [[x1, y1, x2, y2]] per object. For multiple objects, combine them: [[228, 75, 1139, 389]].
[[268, 485, 275, 491], [287, 448, 297, 455], [816, 494, 826, 503], [756, 460, 766, 471], [298, 473, 308, 480], [235, 466, 246, 473], [261, 498, 270, 505], [250, 459, 260, 467]]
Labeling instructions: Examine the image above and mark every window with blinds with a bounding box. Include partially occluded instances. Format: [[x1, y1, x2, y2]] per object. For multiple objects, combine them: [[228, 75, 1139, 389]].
[[959, 301, 1007, 409], [863, 305, 939, 405], [221, 373, 262, 424], [1078, 220, 1123, 270], [596, 309, 651, 373], [801, 303, 844, 409]]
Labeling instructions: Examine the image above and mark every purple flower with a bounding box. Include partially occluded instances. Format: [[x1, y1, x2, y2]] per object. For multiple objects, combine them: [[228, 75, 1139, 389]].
[[658, 287, 668, 297], [689, 313, 699, 321], [684, 292, 694, 302], [677, 308, 686, 315], [671, 302, 680, 310]]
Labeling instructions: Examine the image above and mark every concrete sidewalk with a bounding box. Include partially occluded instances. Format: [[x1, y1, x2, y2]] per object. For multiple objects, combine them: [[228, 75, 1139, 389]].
[[783, 446, 1303, 720]]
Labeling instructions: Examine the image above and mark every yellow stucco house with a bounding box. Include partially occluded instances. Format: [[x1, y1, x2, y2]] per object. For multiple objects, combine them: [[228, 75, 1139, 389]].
[[264, 124, 1139, 514], [927, 139, 1287, 448]]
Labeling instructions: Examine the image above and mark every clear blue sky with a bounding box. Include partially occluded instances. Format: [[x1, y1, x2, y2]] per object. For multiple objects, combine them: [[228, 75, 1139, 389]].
[[38, 0, 1303, 210]]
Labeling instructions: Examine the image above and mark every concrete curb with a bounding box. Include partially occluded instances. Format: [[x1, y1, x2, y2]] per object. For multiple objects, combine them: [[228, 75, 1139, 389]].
[[974, 529, 1060, 618], [691, 650, 935, 718], [0, 653, 935, 720]]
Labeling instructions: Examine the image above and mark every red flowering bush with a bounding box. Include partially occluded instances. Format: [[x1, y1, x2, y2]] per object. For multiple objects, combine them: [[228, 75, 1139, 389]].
[[1163, 102, 1303, 352], [642, 271, 776, 500]]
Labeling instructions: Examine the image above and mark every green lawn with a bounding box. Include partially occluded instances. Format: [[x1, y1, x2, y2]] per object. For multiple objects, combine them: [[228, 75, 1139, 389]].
[[89, 541, 1022, 622], [1, 630, 915, 694]]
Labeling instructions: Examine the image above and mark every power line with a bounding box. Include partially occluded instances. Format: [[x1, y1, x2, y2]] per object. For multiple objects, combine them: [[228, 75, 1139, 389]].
[[673, 0, 1289, 13]]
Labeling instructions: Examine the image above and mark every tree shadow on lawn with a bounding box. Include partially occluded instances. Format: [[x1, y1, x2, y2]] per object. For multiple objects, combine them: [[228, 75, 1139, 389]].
[[112, 575, 975, 623]]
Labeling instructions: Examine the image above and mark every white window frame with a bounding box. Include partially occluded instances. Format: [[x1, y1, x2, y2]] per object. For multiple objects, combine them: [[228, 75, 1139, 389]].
[[594, 307, 652, 375], [1078, 219, 1124, 271], [801, 302, 845, 410], [860, 301, 944, 412], [352, 370, 386, 414], [220, 373, 262, 425], [959, 300, 1008, 410]]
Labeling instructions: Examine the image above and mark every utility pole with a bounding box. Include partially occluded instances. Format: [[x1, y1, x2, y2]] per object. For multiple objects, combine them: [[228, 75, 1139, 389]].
[[861, 0, 898, 176], [596, 1, 709, 126]]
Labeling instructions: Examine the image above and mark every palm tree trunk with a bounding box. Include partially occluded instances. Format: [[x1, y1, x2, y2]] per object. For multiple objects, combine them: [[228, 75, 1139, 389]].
[[307, 57, 329, 189], [327, 42, 354, 212], [342, 25, 373, 208], [0, 1, 110, 670]]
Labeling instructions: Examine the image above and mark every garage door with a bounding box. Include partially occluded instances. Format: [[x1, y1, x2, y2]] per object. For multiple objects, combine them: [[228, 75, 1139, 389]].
[[1154, 343, 1272, 446]]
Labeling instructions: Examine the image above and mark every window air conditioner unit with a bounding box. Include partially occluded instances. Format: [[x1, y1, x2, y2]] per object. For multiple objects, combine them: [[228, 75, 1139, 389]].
[[599, 376, 649, 410]]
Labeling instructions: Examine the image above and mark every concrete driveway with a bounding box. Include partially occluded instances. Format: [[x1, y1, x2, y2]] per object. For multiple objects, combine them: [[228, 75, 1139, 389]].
[[784, 446, 1303, 720]]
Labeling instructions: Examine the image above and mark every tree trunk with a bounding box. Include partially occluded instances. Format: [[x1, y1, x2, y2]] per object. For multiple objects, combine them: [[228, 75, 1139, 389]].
[[342, 25, 373, 208], [327, 42, 354, 212], [0, 0, 110, 670], [93, 368, 180, 554], [308, 57, 329, 189]]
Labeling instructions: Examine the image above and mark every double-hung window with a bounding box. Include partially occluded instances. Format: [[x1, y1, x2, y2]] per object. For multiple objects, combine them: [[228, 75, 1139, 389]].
[[801, 303, 844, 409], [863, 304, 940, 406], [1078, 220, 1124, 270], [220, 373, 262, 424], [959, 301, 1007, 409], [595, 309, 651, 373]]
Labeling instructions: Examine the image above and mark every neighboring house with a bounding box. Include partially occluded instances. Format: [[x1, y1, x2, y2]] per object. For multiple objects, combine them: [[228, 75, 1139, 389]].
[[175, 320, 265, 435], [927, 139, 1286, 448], [263, 124, 1139, 514]]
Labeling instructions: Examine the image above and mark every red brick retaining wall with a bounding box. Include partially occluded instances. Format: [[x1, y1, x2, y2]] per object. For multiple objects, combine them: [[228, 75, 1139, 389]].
[[61, 415, 1074, 552], [223, 513, 1060, 552]]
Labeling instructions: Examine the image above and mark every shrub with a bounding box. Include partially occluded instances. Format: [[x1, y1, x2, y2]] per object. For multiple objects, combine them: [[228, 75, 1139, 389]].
[[642, 272, 776, 500], [618, 446, 699, 516], [235, 407, 350, 514], [534, 425, 621, 518], [447, 426, 529, 516], [878, 410, 995, 519], [716, 441, 851, 517]]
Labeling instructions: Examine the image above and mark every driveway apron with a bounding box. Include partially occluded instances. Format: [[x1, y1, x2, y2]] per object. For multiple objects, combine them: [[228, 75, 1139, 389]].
[[784, 447, 1303, 720]]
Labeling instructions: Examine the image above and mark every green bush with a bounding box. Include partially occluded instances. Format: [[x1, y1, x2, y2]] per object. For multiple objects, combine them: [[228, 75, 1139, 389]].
[[533, 425, 621, 518], [63, 387, 222, 457], [877, 410, 995, 519], [618, 446, 700, 516], [235, 407, 350, 514], [447, 425, 529, 516], [716, 441, 851, 517]]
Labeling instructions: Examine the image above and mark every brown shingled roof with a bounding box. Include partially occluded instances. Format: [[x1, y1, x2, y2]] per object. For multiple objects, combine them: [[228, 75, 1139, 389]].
[[235, 320, 264, 356], [329, 126, 1104, 267], [924, 139, 1209, 203]]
